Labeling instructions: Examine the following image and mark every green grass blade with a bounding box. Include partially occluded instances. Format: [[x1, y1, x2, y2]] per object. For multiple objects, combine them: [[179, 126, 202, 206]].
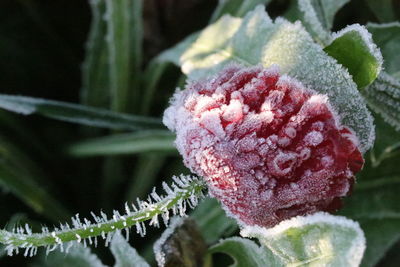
[[191, 198, 237, 244], [140, 60, 169, 115], [0, 163, 70, 222], [67, 130, 176, 157], [0, 135, 69, 222], [0, 94, 163, 130], [81, 0, 110, 107], [126, 154, 166, 201], [105, 0, 143, 113]]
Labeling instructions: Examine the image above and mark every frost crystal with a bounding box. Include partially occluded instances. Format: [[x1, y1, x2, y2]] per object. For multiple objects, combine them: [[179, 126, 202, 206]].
[[164, 65, 364, 227], [331, 23, 383, 74]]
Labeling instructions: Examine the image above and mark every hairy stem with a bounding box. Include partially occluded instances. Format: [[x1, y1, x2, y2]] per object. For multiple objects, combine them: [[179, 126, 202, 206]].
[[0, 175, 205, 256]]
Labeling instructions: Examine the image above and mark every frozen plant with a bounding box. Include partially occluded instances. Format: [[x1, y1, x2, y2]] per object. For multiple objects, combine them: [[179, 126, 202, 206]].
[[164, 65, 364, 227]]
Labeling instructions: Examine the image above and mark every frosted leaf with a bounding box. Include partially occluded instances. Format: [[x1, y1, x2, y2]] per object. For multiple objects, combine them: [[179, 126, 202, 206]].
[[110, 232, 150, 267], [0, 94, 162, 131], [190, 198, 238, 244], [363, 72, 400, 131], [325, 24, 383, 88], [156, 33, 199, 66], [298, 0, 331, 44], [241, 212, 366, 267], [210, 0, 272, 23], [331, 24, 383, 69], [39, 244, 106, 267], [0, 95, 37, 114], [367, 22, 400, 76], [180, 15, 242, 76], [179, 6, 374, 152], [209, 237, 281, 266], [326, 23, 383, 88], [297, 0, 349, 44]]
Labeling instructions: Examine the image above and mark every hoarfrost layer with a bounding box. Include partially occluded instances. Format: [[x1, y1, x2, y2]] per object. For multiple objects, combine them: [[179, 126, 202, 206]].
[[164, 65, 364, 227]]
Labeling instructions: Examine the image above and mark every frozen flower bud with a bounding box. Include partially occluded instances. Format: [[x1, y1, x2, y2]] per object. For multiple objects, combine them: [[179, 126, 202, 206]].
[[164, 65, 364, 228]]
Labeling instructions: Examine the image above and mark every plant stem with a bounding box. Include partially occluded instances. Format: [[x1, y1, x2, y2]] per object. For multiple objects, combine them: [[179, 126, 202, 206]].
[[0, 176, 205, 256]]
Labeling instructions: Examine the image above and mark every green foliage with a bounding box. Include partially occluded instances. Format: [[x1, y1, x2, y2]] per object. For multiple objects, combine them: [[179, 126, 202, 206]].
[[209, 237, 274, 266], [211, 213, 365, 267], [36, 233, 149, 267], [302, 0, 349, 30], [191, 198, 237, 244], [363, 72, 400, 131], [105, 0, 143, 113], [81, 0, 109, 108], [36, 245, 106, 267], [324, 25, 383, 88], [0, 94, 163, 131], [0, 136, 69, 221], [111, 233, 150, 267], [340, 171, 400, 266], [210, 0, 272, 23], [297, 0, 349, 44], [362, 23, 400, 130], [365, 0, 397, 23], [367, 22, 400, 75], [173, 6, 374, 153], [369, 113, 400, 167], [67, 130, 176, 157]]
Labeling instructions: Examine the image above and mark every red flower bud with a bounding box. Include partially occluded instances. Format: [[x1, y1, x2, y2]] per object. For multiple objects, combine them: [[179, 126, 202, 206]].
[[164, 65, 364, 227]]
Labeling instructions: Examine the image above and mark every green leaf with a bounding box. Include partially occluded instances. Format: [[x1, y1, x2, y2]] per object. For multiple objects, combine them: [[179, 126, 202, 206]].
[[339, 139, 400, 267], [105, 0, 143, 113], [369, 112, 400, 167], [340, 176, 400, 267], [358, 219, 400, 267], [0, 94, 163, 131], [209, 237, 277, 267], [142, 0, 270, 114], [139, 32, 198, 115], [110, 232, 150, 267], [301, 0, 349, 30], [0, 135, 70, 221], [67, 130, 176, 157], [367, 22, 400, 75], [81, 0, 110, 108], [191, 198, 237, 244], [210, 0, 272, 23], [362, 72, 400, 131], [0, 163, 69, 222], [178, 6, 374, 153], [241, 212, 366, 267], [362, 22, 400, 133], [36, 244, 106, 267], [297, 0, 349, 44], [126, 154, 166, 201], [365, 0, 397, 23], [324, 24, 383, 88]]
